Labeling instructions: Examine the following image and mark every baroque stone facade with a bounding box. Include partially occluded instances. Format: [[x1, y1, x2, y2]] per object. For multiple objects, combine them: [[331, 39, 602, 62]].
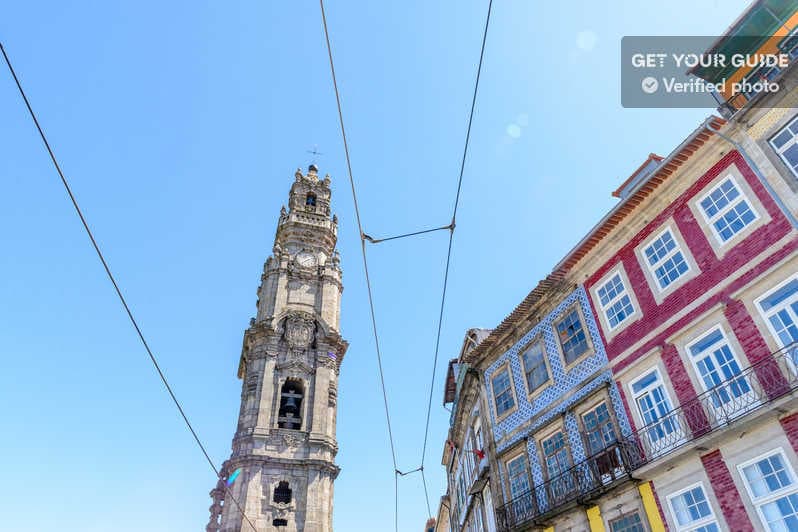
[[207, 165, 347, 532]]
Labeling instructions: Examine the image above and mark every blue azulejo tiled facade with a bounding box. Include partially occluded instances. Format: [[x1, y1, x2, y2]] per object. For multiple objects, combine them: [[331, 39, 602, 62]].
[[483, 286, 632, 499]]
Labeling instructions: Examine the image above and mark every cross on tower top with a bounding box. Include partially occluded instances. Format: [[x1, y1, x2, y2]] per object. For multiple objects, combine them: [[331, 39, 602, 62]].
[[306, 145, 324, 165]]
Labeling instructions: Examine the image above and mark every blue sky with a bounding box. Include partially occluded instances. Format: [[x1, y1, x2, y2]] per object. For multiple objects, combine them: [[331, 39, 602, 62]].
[[0, 1, 751, 530]]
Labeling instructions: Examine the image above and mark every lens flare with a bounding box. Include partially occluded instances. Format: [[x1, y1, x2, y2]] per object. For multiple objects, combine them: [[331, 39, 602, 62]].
[[226, 468, 241, 486]]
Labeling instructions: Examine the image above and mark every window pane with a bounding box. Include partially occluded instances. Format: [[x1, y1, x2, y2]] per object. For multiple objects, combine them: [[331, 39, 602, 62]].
[[507, 455, 530, 498], [744, 454, 794, 498], [492, 369, 514, 416], [761, 280, 798, 311], [522, 342, 549, 392], [557, 310, 589, 363], [610, 512, 645, 532], [654, 251, 689, 288], [670, 485, 714, 527], [645, 231, 677, 265], [632, 370, 658, 394], [772, 128, 793, 149], [583, 403, 617, 454], [761, 493, 798, 531], [713, 199, 756, 241], [542, 432, 571, 476], [607, 294, 635, 328], [785, 144, 798, 172]]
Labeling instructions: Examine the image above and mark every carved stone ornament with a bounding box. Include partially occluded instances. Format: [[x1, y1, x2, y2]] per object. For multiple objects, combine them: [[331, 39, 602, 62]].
[[282, 432, 305, 449], [316, 352, 338, 371], [284, 312, 316, 350]]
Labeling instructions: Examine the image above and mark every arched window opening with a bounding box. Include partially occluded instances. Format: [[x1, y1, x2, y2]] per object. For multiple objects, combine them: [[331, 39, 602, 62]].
[[305, 193, 317, 207], [274, 481, 292, 504], [278, 379, 303, 430], [273, 518, 288, 527]]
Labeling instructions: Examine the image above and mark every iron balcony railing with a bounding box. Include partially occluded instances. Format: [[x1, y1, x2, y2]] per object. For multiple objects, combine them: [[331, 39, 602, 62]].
[[497, 342, 798, 531], [627, 341, 798, 468], [497, 440, 643, 530]]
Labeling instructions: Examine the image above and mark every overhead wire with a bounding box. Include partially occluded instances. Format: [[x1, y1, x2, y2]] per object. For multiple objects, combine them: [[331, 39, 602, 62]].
[[318, 0, 494, 524], [0, 42, 257, 532]]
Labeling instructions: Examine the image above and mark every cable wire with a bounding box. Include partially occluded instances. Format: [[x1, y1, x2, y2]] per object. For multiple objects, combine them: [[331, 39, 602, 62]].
[[319, 0, 493, 524], [419, 0, 493, 513], [319, 0, 399, 474], [0, 42, 257, 532]]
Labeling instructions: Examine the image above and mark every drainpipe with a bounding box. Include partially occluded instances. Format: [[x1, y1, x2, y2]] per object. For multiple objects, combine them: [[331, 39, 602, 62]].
[[704, 118, 798, 229]]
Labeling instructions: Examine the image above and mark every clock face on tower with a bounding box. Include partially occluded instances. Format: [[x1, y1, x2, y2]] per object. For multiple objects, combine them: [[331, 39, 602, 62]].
[[295, 251, 317, 268]]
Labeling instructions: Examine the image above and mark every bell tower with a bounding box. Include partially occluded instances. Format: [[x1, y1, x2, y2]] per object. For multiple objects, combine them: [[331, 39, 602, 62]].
[[207, 165, 347, 532]]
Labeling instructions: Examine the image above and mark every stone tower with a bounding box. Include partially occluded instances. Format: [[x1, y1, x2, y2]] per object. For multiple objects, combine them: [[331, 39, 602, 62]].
[[207, 165, 347, 532]]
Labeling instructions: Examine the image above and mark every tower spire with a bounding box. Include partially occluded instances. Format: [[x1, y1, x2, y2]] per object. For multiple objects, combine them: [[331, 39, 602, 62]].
[[208, 165, 347, 532]]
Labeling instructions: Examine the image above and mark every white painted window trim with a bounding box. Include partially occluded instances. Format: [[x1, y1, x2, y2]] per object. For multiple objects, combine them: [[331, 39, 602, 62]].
[[666, 481, 720, 532], [769, 115, 798, 179], [505, 453, 531, 500], [641, 225, 693, 293], [491, 363, 517, 421], [593, 264, 640, 334], [695, 174, 761, 246], [684, 325, 752, 399], [628, 366, 683, 446], [754, 273, 798, 349], [736, 447, 798, 531]]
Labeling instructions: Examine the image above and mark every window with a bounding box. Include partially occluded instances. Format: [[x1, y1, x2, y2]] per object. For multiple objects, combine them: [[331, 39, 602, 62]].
[[273, 519, 288, 527], [464, 429, 476, 479], [742, 63, 781, 98], [273, 481, 292, 504], [472, 501, 484, 531], [597, 272, 636, 329], [643, 228, 691, 291], [278, 379, 304, 430], [667, 483, 719, 532], [739, 450, 798, 531], [697, 176, 759, 244], [609, 511, 646, 532], [521, 341, 549, 394], [506, 453, 534, 521], [506, 454, 531, 498], [779, 28, 798, 59], [770, 116, 798, 179], [492, 367, 515, 417], [757, 276, 798, 347], [630, 368, 682, 451], [457, 463, 468, 517], [556, 308, 590, 364], [305, 192, 317, 206], [582, 402, 617, 455], [541, 431, 572, 478], [687, 328, 753, 414]]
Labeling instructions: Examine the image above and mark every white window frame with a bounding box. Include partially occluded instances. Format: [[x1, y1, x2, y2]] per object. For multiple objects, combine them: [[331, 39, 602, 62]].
[[737, 448, 798, 532], [696, 175, 760, 246], [520, 338, 551, 395], [769, 115, 798, 179], [505, 452, 531, 500], [755, 274, 798, 350], [628, 367, 685, 453], [595, 267, 638, 332], [483, 485, 497, 532], [666, 481, 720, 532], [491, 364, 517, 420], [685, 325, 757, 419], [641, 225, 693, 293]]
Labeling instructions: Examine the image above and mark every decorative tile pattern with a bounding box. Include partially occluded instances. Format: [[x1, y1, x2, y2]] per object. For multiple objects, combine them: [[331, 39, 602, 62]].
[[485, 287, 633, 492]]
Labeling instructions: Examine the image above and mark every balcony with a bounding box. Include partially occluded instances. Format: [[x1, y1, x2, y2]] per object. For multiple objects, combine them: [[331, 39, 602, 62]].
[[627, 341, 798, 469], [496, 342, 798, 531], [497, 441, 643, 530]]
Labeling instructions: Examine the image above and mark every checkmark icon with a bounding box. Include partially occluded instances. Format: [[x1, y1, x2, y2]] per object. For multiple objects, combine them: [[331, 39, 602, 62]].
[[642, 77, 659, 94]]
